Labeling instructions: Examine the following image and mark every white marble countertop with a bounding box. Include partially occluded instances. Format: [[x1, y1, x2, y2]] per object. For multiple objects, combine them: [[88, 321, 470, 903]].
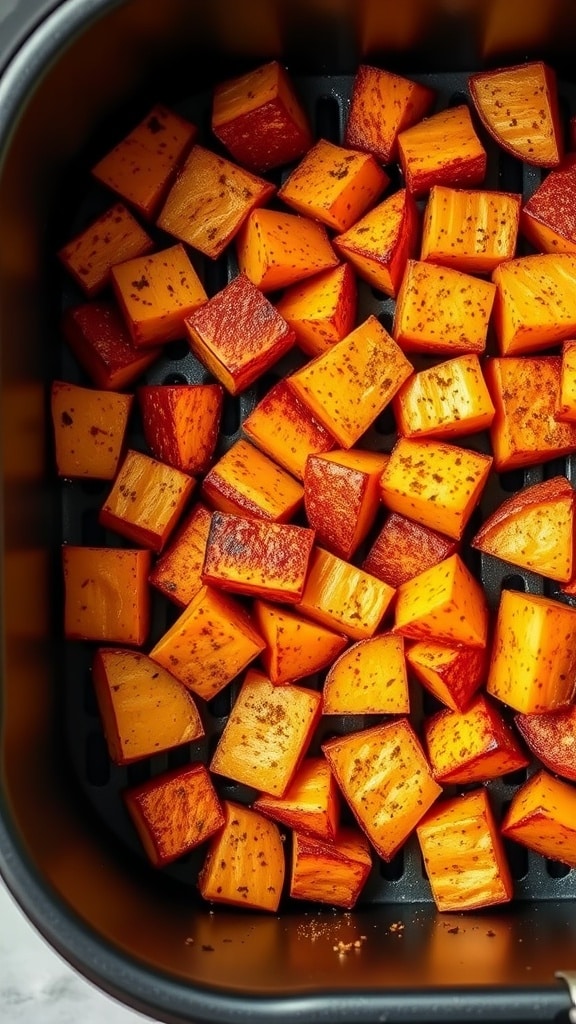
[[0, 879, 154, 1024]]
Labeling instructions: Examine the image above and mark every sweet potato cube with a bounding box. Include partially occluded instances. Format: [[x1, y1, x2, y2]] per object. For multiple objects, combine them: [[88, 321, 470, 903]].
[[202, 512, 315, 603], [393, 354, 495, 439], [287, 315, 413, 448], [394, 553, 488, 648], [344, 65, 435, 164], [278, 139, 389, 232], [252, 600, 347, 685], [296, 547, 395, 641], [212, 60, 312, 171], [398, 105, 487, 198], [515, 706, 576, 783], [469, 62, 562, 167], [405, 641, 487, 712], [199, 801, 285, 912], [149, 585, 264, 701], [100, 449, 194, 553], [149, 502, 212, 607], [58, 203, 153, 297], [323, 634, 410, 716], [254, 757, 340, 842], [276, 263, 357, 358], [380, 437, 492, 541], [62, 302, 160, 391], [201, 438, 303, 523], [157, 145, 275, 259], [185, 274, 295, 395], [92, 648, 204, 765], [333, 189, 418, 298], [124, 763, 223, 867], [485, 356, 576, 471], [236, 209, 338, 292], [92, 103, 197, 219], [556, 340, 576, 422], [487, 590, 576, 714], [492, 254, 576, 356], [521, 161, 576, 254], [304, 449, 389, 560], [242, 380, 335, 481], [211, 669, 321, 796], [138, 383, 223, 474], [111, 244, 207, 348], [290, 828, 372, 909], [417, 790, 513, 912], [501, 770, 576, 869], [323, 719, 441, 862], [362, 513, 457, 589], [424, 694, 528, 785], [51, 380, 132, 480], [472, 476, 575, 583], [421, 186, 520, 274], [63, 546, 151, 645], [393, 260, 495, 355]]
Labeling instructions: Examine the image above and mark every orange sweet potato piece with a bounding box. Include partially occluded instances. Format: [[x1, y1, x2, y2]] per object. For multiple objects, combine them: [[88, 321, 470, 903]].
[[296, 547, 395, 641], [212, 60, 312, 171], [254, 757, 340, 842], [393, 354, 495, 439], [421, 186, 520, 274], [252, 600, 347, 685], [278, 139, 389, 232], [236, 209, 338, 292], [210, 668, 321, 796], [362, 513, 457, 589], [201, 438, 303, 523], [323, 718, 441, 861], [424, 694, 528, 785], [62, 302, 160, 391], [138, 383, 223, 474], [521, 160, 576, 254], [417, 789, 513, 912], [487, 590, 576, 713], [405, 640, 487, 712], [322, 634, 409, 715], [344, 65, 435, 164], [304, 449, 389, 560], [93, 648, 204, 765], [333, 189, 418, 298], [469, 62, 562, 167], [149, 502, 212, 607], [157, 145, 275, 258], [51, 381, 132, 480], [63, 546, 151, 645], [242, 380, 336, 481], [398, 106, 487, 198], [124, 763, 223, 867], [492, 253, 576, 355], [501, 770, 576, 869], [394, 553, 488, 648], [58, 203, 153, 297], [515, 706, 576, 783], [198, 801, 285, 912], [290, 828, 372, 909], [556, 341, 576, 422], [276, 263, 357, 358]]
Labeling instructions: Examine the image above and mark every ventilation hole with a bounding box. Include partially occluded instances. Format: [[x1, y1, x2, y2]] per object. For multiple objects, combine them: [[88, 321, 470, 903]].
[[543, 457, 567, 480], [501, 574, 526, 593], [380, 848, 404, 881], [84, 675, 99, 717], [167, 745, 191, 770], [378, 309, 394, 333], [80, 478, 107, 497], [86, 732, 110, 787], [221, 393, 240, 436], [126, 760, 151, 787], [504, 837, 529, 880], [499, 468, 525, 492], [373, 405, 396, 436], [371, 286, 389, 302], [315, 95, 341, 142], [545, 859, 571, 879], [164, 339, 190, 361], [503, 766, 528, 786], [162, 372, 189, 386], [256, 371, 280, 401], [82, 507, 106, 545]]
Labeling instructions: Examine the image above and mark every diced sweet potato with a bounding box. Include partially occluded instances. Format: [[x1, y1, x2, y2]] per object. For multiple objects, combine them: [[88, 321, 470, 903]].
[[242, 380, 335, 481], [333, 189, 418, 298], [424, 694, 528, 784], [124, 763, 223, 867], [198, 801, 285, 912], [344, 65, 435, 163], [254, 757, 340, 842], [100, 449, 194, 553], [521, 160, 576, 253], [421, 186, 520, 274], [393, 353, 495, 439], [278, 139, 389, 232], [323, 718, 441, 861], [322, 634, 409, 715], [398, 106, 487, 198], [63, 546, 151, 645], [406, 640, 487, 712], [185, 273, 295, 395], [501, 770, 576, 868], [252, 600, 347, 685], [469, 62, 562, 167], [138, 383, 223, 474], [58, 203, 153, 297], [201, 438, 303, 523], [487, 590, 576, 713], [149, 584, 264, 701], [296, 547, 395, 641], [236, 209, 338, 292], [393, 259, 495, 355], [417, 789, 513, 912], [556, 340, 576, 422], [157, 145, 275, 258], [380, 437, 492, 540], [93, 648, 204, 765], [51, 380, 132, 480], [362, 513, 457, 589], [62, 302, 160, 391], [210, 668, 321, 796], [287, 315, 413, 448], [212, 60, 312, 171], [472, 476, 575, 583], [394, 553, 488, 648], [492, 254, 576, 355], [515, 706, 576, 783], [149, 502, 212, 607], [276, 263, 357, 358], [290, 828, 372, 909], [304, 449, 389, 561]]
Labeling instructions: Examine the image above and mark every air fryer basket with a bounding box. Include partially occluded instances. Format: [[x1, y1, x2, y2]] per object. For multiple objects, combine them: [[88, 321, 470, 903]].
[[2, 1, 576, 1022]]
